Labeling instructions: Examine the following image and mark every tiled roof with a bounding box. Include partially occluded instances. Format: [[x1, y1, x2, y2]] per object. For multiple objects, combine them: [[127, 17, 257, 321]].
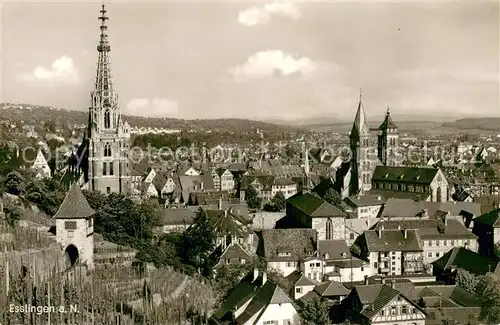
[[372, 219, 477, 240], [354, 284, 401, 318], [473, 208, 500, 227], [381, 198, 423, 218], [371, 166, 439, 185], [286, 192, 346, 218], [286, 271, 318, 287], [217, 243, 252, 266], [155, 208, 195, 226], [260, 229, 317, 262], [345, 195, 386, 208], [367, 189, 431, 201], [318, 240, 351, 260], [432, 247, 499, 275], [315, 281, 350, 297], [53, 183, 95, 219], [363, 229, 422, 252], [211, 271, 295, 324]]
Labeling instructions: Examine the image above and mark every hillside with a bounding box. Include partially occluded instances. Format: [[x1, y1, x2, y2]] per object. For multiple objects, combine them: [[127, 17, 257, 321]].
[[0, 103, 298, 134], [441, 118, 500, 132], [300, 120, 447, 134]]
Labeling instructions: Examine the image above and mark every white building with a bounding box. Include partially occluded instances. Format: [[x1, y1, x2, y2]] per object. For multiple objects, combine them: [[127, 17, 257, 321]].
[[53, 184, 95, 271], [32, 148, 51, 179]]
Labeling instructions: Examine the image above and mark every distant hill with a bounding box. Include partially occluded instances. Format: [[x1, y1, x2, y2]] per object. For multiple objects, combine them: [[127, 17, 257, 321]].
[[0, 103, 298, 134], [441, 118, 500, 132], [297, 120, 447, 134]]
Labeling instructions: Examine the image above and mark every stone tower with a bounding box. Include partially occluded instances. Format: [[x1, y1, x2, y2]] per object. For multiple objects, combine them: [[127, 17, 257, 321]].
[[378, 107, 401, 166], [349, 92, 377, 195], [87, 4, 131, 194], [54, 184, 95, 270]]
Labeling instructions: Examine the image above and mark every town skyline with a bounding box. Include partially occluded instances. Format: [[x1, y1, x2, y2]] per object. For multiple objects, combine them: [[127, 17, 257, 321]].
[[1, 0, 499, 121]]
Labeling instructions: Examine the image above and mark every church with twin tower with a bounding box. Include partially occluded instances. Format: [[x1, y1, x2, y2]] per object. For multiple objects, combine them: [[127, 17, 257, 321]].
[[69, 4, 131, 194], [338, 92, 403, 196]]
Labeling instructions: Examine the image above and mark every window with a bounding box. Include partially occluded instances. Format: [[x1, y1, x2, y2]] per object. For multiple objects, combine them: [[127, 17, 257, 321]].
[[316, 263, 320, 267], [436, 252, 440, 257], [451, 240, 455, 245], [109, 163, 114, 176], [263, 321, 278, 325], [436, 240, 440, 246], [428, 252, 432, 257], [104, 143, 111, 157], [241, 259, 246, 264], [67, 231, 74, 238], [295, 287, 302, 293], [103, 162, 107, 176], [104, 110, 111, 128], [326, 218, 333, 240], [106, 187, 111, 194], [428, 241, 433, 247], [402, 306, 407, 314], [391, 306, 396, 314], [65, 221, 77, 230]]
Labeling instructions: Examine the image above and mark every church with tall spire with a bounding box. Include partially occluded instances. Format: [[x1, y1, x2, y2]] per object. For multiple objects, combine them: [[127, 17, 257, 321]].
[[337, 91, 402, 197], [66, 4, 131, 194]]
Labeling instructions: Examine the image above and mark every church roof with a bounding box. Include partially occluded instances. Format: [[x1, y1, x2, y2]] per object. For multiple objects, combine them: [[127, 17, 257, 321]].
[[53, 183, 95, 219], [379, 108, 398, 130], [350, 95, 371, 138]]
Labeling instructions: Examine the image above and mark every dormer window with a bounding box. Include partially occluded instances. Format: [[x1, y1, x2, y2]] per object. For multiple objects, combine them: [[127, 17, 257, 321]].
[[416, 175, 421, 180], [278, 252, 291, 257], [399, 174, 404, 179], [384, 173, 389, 178]]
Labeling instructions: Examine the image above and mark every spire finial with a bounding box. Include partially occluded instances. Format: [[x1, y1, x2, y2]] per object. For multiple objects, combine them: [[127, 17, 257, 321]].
[[359, 88, 362, 101], [387, 106, 390, 114], [97, 2, 110, 52]]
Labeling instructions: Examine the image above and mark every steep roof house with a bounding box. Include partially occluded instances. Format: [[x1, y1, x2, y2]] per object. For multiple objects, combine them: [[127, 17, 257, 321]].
[[209, 269, 299, 325]]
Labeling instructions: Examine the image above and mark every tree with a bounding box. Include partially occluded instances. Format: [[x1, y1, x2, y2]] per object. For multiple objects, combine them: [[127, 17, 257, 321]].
[[300, 296, 331, 325], [494, 243, 500, 259], [479, 275, 500, 324], [323, 188, 343, 211], [456, 269, 478, 294], [263, 191, 286, 212], [350, 244, 361, 258], [3, 197, 23, 227], [245, 185, 262, 210], [180, 208, 217, 275]]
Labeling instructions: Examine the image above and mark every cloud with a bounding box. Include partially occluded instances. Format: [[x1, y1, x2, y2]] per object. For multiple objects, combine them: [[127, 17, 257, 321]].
[[126, 97, 179, 117], [230, 50, 316, 81], [17, 56, 79, 84], [238, 1, 300, 27]]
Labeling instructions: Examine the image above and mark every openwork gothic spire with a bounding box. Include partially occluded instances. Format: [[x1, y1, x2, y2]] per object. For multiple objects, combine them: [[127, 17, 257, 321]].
[[94, 3, 114, 101]]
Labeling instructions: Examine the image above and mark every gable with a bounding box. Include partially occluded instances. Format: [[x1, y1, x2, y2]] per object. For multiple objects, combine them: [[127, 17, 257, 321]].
[[371, 294, 425, 321]]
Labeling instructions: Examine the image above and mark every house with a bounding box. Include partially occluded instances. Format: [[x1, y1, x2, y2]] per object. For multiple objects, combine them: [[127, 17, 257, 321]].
[[210, 169, 221, 191], [344, 195, 385, 219], [218, 168, 235, 192], [431, 247, 500, 284], [472, 207, 500, 256], [286, 271, 319, 300], [184, 167, 199, 176], [141, 182, 158, 199], [318, 240, 372, 283], [215, 242, 253, 268], [155, 208, 195, 233], [259, 228, 317, 277], [241, 175, 298, 202], [153, 174, 176, 198], [286, 192, 347, 241], [371, 217, 478, 267], [340, 283, 426, 325], [368, 166, 449, 202], [31, 148, 51, 179], [354, 229, 425, 276], [207, 207, 257, 255], [299, 280, 350, 306], [209, 269, 299, 325]]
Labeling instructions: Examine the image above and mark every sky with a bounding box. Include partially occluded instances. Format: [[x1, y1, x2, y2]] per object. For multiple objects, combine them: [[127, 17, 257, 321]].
[[1, 0, 499, 122]]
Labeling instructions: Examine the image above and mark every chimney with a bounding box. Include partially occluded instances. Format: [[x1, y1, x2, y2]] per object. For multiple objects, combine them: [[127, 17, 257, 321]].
[[219, 197, 223, 210], [262, 272, 267, 285], [423, 208, 429, 218], [364, 275, 369, 285], [253, 268, 259, 282], [404, 229, 408, 239], [397, 225, 401, 230], [377, 195, 382, 201], [200, 181, 204, 191], [381, 278, 386, 284], [378, 229, 382, 239], [224, 209, 228, 218], [391, 280, 396, 289]]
